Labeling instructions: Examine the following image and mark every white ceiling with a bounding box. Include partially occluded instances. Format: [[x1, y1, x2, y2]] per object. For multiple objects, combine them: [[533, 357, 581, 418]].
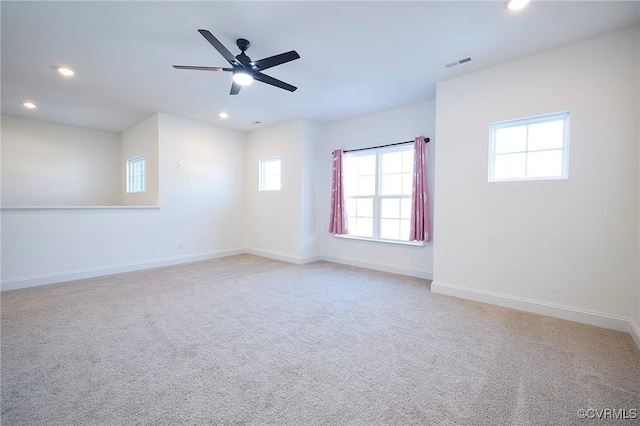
[[2, 1, 639, 133]]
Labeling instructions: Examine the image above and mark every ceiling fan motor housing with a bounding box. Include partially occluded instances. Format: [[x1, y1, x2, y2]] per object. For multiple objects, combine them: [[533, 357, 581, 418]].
[[235, 39, 252, 66], [236, 38, 250, 52]]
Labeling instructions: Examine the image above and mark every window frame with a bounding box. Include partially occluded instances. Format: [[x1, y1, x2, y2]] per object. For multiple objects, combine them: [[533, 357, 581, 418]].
[[259, 156, 281, 191], [339, 145, 423, 246], [488, 111, 570, 183], [126, 155, 146, 193]]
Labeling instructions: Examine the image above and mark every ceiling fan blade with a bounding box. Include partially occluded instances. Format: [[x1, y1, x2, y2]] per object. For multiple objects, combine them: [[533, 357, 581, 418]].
[[173, 66, 233, 72], [230, 81, 242, 95], [198, 29, 240, 66], [254, 72, 297, 92], [252, 50, 300, 71]]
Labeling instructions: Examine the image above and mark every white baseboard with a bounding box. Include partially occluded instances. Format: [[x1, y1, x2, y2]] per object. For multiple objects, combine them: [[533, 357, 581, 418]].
[[2, 247, 424, 292], [320, 255, 432, 280], [243, 248, 320, 265], [4, 250, 636, 351], [432, 281, 636, 340], [630, 320, 640, 350], [1, 248, 245, 292]]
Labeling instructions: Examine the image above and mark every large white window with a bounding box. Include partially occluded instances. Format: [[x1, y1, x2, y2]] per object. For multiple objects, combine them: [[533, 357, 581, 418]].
[[489, 111, 570, 182], [259, 156, 281, 191], [126, 155, 146, 193], [343, 146, 414, 243]]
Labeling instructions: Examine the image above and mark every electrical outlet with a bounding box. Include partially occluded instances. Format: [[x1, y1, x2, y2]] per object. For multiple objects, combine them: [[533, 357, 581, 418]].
[[178, 242, 184, 250]]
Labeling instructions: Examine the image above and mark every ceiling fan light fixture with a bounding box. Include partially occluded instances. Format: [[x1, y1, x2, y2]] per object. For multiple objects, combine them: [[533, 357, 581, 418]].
[[505, 0, 530, 10], [233, 71, 253, 86]]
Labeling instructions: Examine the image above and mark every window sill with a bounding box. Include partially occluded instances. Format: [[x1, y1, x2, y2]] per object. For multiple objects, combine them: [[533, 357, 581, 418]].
[[334, 234, 425, 247], [488, 175, 568, 183]]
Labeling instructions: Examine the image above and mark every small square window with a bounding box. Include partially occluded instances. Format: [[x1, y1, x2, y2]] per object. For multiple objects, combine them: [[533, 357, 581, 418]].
[[259, 156, 281, 191], [126, 155, 146, 193], [489, 111, 570, 182]]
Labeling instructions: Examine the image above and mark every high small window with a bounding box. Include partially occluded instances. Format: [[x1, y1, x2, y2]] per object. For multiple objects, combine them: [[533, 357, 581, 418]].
[[343, 145, 414, 242], [259, 156, 281, 191], [126, 155, 146, 193], [489, 111, 570, 182]]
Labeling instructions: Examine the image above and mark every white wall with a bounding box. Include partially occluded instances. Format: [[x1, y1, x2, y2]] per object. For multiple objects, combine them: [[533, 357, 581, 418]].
[[1, 112, 246, 289], [300, 120, 321, 259], [1, 114, 120, 206], [433, 27, 639, 330], [318, 101, 435, 279], [636, 25, 640, 342], [120, 114, 159, 206], [245, 120, 305, 262], [157, 113, 245, 256]]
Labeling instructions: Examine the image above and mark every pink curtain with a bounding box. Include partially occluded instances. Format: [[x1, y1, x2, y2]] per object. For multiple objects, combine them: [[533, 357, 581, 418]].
[[328, 150, 348, 234], [410, 136, 431, 242]]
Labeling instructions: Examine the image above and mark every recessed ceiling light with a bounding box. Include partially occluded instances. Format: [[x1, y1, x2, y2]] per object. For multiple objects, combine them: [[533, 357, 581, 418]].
[[218, 112, 229, 119], [505, 0, 530, 11], [57, 67, 75, 77], [22, 102, 37, 109]]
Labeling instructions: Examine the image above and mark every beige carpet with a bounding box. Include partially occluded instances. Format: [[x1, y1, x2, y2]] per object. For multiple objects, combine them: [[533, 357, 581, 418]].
[[1, 255, 638, 425]]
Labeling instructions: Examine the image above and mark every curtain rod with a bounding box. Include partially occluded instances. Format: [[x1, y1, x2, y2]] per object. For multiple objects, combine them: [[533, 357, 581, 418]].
[[334, 138, 430, 154]]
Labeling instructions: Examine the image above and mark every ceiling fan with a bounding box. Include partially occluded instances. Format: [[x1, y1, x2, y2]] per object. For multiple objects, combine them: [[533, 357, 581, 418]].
[[173, 29, 300, 95]]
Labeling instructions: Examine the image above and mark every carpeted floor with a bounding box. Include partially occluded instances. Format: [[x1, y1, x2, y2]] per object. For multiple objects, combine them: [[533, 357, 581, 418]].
[[1, 254, 639, 425]]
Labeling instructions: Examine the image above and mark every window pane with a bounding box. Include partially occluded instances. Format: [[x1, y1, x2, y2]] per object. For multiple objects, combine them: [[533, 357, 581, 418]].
[[494, 153, 526, 180], [401, 173, 412, 195], [347, 216, 357, 234], [528, 120, 564, 151], [344, 157, 357, 176], [260, 157, 281, 191], [344, 176, 357, 196], [380, 219, 400, 240], [402, 150, 414, 173], [380, 174, 401, 195], [265, 175, 280, 190], [381, 198, 400, 218], [355, 218, 373, 237], [127, 156, 146, 193], [358, 155, 376, 175], [527, 149, 563, 178], [263, 159, 280, 174], [400, 219, 410, 241], [357, 176, 375, 195], [400, 198, 411, 219], [495, 126, 527, 154], [356, 198, 373, 217], [490, 113, 569, 183], [381, 151, 402, 174], [346, 198, 356, 217]]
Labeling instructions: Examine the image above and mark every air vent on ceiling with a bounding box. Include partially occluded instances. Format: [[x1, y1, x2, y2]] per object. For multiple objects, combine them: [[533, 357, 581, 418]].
[[445, 57, 472, 69]]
